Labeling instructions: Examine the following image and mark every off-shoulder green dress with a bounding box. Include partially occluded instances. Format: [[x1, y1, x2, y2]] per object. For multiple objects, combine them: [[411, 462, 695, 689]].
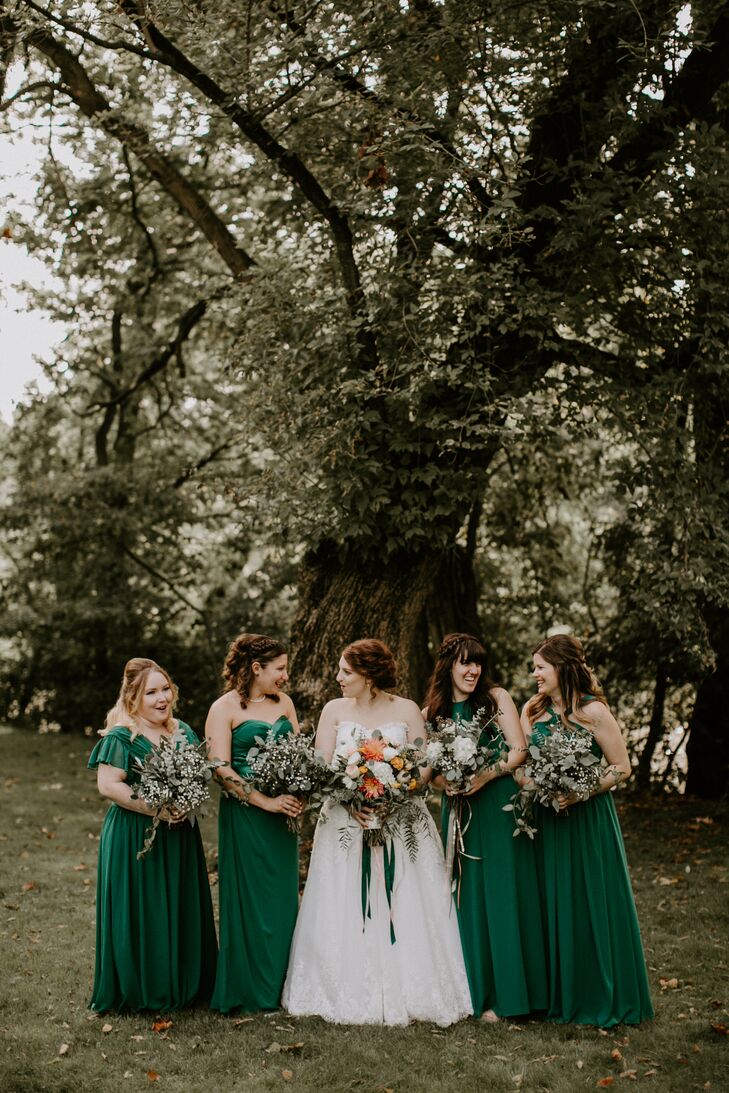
[[530, 706, 654, 1026], [211, 716, 299, 1013], [440, 699, 548, 1017], [88, 723, 217, 1012]]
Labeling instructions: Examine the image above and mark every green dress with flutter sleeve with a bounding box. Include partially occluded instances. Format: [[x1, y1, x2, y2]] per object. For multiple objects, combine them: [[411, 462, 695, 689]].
[[211, 716, 299, 1013], [530, 706, 654, 1026], [87, 723, 217, 1013], [440, 699, 548, 1017]]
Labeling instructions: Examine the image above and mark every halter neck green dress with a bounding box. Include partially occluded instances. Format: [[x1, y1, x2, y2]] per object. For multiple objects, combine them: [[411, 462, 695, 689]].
[[87, 723, 217, 1012], [211, 716, 299, 1013], [440, 699, 548, 1017], [530, 706, 654, 1026]]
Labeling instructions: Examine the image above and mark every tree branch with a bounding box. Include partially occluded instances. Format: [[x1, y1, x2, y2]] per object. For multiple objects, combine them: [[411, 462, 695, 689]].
[[608, 7, 729, 176], [25, 23, 255, 278], [116, 0, 377, 368]]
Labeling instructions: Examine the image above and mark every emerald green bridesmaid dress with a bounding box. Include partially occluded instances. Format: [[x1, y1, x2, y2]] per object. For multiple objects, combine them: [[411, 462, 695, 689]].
[[440, 700, 548, 1017], [87, 723, 217, 1012], [530, 707, 654, 1026], [211, 716, 299, 1013]]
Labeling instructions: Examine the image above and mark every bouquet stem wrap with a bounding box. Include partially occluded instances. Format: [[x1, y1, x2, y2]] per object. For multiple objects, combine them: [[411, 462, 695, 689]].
[[444, 796, 481, 906]]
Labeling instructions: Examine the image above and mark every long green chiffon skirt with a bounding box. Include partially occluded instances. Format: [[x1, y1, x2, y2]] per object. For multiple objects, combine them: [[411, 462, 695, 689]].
[[534, 792, 654, 1026], [211, 797, 298, 1013], [91, 806, 217, 1012], [443, 777, 549, 1017]]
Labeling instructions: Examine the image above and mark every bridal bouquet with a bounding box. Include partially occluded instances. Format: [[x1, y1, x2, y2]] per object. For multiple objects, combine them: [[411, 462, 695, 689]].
[[325, 731, 430, 859], [247, 729, 330, 831], [131, 730, 215, 859], [424, 706, 502, 791], [504, 724, 602, 838]]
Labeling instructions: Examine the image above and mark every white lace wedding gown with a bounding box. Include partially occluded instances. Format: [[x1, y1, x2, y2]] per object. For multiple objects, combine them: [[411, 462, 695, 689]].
[[282, 721, 473, 1026]]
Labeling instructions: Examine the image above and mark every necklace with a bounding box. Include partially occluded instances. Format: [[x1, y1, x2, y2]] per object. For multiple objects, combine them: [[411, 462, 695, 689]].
[[249, 695, 267, 703]]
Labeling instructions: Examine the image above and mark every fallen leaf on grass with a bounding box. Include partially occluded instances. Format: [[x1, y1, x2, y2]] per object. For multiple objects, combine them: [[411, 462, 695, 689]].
[[596, 1079, 615, 1088], [58, 1043, 70, 1056], [611, 1049, 623, 1061], [147, 1071, 160, 1083], [151, 1019, 173, 1033], [275, 1025, 295, 1032], [656, 876, 680, 886], [73, 863, 88, 872], [21, 882, 36, 891], [619, 1071, 637, 1080], [265, 1042, 305, 1054], [102, 1023, 113, 1034], [576, 1061, 584, 1070], [123, 1072, 132, 1079], [643, 1069, 657, 1077], [710, 1023, 728, 1036], [232, 1017, 254, 1026], [281, 1071, 293, 1082], [659, 977, 679, 990]]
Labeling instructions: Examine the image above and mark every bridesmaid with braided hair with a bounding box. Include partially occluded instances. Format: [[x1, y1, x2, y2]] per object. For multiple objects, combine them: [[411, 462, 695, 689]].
[[522, 634, 654, 1026], [206, 633, 302, 1013], [423, 634, 548, 1021]]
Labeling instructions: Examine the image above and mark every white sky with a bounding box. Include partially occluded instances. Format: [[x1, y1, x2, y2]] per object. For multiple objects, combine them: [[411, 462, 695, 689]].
[[0, 80, 62, 424]]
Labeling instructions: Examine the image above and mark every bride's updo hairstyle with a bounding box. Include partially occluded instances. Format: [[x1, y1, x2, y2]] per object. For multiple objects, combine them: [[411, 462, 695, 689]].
[[223, 632, 287, 708], [526, 634, 606, 727], [423, 633, 498, 724], [342, 638, 397, 693], [102, 657, 178, 737]]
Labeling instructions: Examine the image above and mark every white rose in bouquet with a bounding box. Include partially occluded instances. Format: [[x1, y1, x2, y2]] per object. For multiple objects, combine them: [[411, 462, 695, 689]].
[[372, 760, 397, 786], [425, 741, 444, 764], [382, 746, 398, 761], [451, 736, 478, 763]]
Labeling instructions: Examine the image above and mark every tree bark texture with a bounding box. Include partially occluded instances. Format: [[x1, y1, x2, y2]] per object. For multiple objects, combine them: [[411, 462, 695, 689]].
[[685, 606, 729, 798]]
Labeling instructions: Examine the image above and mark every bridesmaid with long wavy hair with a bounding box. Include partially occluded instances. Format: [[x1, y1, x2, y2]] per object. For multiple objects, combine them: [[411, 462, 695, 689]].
[[423, 633, 548, 1021], [522, 634, 654, 1026], [88, 658, 217, 1012], [206, 633, 302, 1013]]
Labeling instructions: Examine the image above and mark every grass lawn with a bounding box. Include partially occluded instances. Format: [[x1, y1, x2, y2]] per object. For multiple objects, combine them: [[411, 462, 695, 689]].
[[1, 727, 727, 1093]]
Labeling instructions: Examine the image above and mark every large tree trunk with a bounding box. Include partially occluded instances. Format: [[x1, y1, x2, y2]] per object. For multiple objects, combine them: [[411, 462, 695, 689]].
[[288, 542, 483, 718], [685, 605, 729, 798]]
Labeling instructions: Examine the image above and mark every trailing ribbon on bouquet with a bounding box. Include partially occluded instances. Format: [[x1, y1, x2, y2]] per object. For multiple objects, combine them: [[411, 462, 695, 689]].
[[361, 840, 397, 944], [445, 796, 482, 907]]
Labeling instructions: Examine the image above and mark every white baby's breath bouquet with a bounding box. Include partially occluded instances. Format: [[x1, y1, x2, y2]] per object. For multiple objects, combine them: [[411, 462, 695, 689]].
[[247, 729, 330, 831], [131, 730, 215, 858]]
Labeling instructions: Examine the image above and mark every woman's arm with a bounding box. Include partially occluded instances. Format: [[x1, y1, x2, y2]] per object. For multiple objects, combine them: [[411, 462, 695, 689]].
[[403, 700, 432, 785], [463, 689, 528, 796], [97, 763, 158, 815]]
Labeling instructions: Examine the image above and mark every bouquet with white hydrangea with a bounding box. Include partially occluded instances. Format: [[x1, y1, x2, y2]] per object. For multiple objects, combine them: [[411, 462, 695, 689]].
[[424, 706, 501, 791], [131, 730, 215, 859]]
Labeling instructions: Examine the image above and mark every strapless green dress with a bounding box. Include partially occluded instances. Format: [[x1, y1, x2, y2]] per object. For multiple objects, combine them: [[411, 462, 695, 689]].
[[87, 723, 217, 1012], [211, 716, 299, 1013], [530, 706, 654, 1026], [440, 700, 548, 1017]]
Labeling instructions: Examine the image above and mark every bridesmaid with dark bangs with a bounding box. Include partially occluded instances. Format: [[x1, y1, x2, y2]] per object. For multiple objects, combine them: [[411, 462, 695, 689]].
[[207, 633, 302, 1014], [423, 633, 548, 1022]]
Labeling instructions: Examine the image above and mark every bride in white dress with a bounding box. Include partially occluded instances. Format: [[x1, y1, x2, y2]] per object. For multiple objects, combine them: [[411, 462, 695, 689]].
[[282, 639, 472, 1026]]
